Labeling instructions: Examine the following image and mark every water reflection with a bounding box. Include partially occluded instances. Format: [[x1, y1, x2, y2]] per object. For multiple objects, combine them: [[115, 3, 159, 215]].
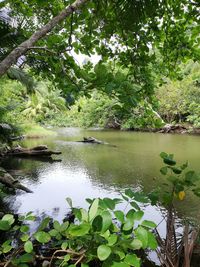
[[2, 128, 200, 223]]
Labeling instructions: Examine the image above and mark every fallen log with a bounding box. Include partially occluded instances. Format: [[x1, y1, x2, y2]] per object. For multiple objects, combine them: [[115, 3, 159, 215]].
[[0, 167, 32, 193], [81, 137, 106, 144], [77, 137, 117, 147], [5, 145, 61, 157], [77, 137, 108, 144]]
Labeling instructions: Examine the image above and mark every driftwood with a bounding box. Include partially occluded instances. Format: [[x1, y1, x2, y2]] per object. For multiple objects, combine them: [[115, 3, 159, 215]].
[[80, 137, 107, 144], [5, 145, 61, 157], [0, 167, 32, 193], [77, 137, 117, 147]]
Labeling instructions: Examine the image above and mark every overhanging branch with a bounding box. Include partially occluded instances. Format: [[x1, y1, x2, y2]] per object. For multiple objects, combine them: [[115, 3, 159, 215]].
[[0, 0, 89, 77]]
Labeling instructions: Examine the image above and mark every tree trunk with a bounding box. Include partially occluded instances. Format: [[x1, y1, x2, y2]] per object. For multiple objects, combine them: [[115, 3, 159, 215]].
[[0, 168, 32, 193], [5, 145, 61, 157], [0, 0, 89, 77]]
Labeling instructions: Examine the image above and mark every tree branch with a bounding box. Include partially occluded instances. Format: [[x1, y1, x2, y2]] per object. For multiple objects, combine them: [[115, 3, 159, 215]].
[[0, 0, 89, 77]]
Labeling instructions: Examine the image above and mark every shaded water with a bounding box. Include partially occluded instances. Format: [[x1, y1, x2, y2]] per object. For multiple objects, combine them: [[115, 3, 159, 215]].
[[1, 128, 200, 224]]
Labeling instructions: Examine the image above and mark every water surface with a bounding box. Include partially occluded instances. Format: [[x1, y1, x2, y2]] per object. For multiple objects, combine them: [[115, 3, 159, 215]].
[[2, 128, 200, 223]]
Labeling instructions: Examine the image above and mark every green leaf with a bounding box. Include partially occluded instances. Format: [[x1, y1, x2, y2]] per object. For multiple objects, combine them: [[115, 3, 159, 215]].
[[160, 152, 168, 159], [147, 231, 158, 250], [24, 241, 33, 253], [133, 192, 149, 203], [68, 223, 90, 237], [103, 198, 115, 210], [92, 215, 103, 232], [126, 209, 135, 221], [170, 167, 182, 174], [101, 210, 112, 233], [113, 249, 125, 260], [133, 211, 144, 221], [135, 226, 148, 249], [121, 194, 129, 201], [192, 188, 200, 197], [163, 158, 176, 166], [185, 171, 199, 184], [160, 166, 168, 175], [20, 234, 29, 242], [53, 220, 61, 231], [125, 189, 135, 198], [85, 198, 93, 204], [61, 241, 69, 250], [114, 210, 124, 223], [124, 254, 141, 267], [20, 225, 29, 233], [2, 214, 15, 225], [66, 197, 73, 208], [73, 208, 82, 221], [180, 161, 188, 170], [18, 253, 33, 263], [34, 231, 51, 243], [107, 234, 118, 246], [89, 198, 99, 221], [80, 208, 88, 222], [123, 219, 134, 231], [97, 245, 111, 261], [130, 202, 140, 210], [49, 229, 58, 237], [60, 221, 69, 232], [25, 214, 36, 221], [141, 220, 157, 228], [130, 239, 143, 250], [0, 220, 10, 231], [38, 217, 50, 231], [63, 254, 70, 262], [2, 244, 12, 253]]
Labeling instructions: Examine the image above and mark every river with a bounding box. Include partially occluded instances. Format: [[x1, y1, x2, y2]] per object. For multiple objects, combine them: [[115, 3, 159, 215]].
[[1, 128, 200, 225]]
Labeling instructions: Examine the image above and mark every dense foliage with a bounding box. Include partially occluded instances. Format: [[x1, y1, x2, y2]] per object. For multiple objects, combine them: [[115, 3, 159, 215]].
[[1, 154, 200, 266], [2, 61, 200, 131], [0, 0, 199, 104], [157, 61, 200, 126]]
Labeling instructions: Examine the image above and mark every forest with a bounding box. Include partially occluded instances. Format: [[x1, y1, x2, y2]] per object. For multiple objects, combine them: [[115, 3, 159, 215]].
[[0, 0, 200, 267]]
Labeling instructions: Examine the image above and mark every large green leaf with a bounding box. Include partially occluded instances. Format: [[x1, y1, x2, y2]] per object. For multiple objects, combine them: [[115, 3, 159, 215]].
[[68, 223, 90, 237], [97, 245, 111, 261], [141, 220, 157, 228], [89, 198, 99, 221], [0, 220, 10, 231], [24, 241, 33, 253], [34, 231, 51, 243], [135, 226, 148, 249], [124, 254, 141, 267], [114, 210, 124, 223], [2, 214, 15, 225], [101, 210, 112, 233], [147, 231, 158, 250]]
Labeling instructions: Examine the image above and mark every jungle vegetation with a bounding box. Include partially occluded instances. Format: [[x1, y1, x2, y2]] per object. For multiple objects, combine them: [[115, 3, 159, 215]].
[[0, 0, 200, 266]]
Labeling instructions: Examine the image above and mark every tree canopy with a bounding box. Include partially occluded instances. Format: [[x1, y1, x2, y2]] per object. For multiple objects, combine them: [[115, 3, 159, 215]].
[[0, 0, 199, 104]]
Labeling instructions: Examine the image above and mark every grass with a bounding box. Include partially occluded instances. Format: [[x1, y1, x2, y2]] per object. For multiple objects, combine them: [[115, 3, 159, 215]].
[[22, 123, 57, 138]]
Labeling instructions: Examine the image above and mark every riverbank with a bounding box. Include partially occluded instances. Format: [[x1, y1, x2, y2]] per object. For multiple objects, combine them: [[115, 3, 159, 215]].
[[120, 124, 200, 135], [22, 124, 57, 138]]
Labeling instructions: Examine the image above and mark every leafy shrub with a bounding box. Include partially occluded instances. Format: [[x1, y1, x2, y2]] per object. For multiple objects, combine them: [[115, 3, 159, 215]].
[[0, 191, 157, 267]]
